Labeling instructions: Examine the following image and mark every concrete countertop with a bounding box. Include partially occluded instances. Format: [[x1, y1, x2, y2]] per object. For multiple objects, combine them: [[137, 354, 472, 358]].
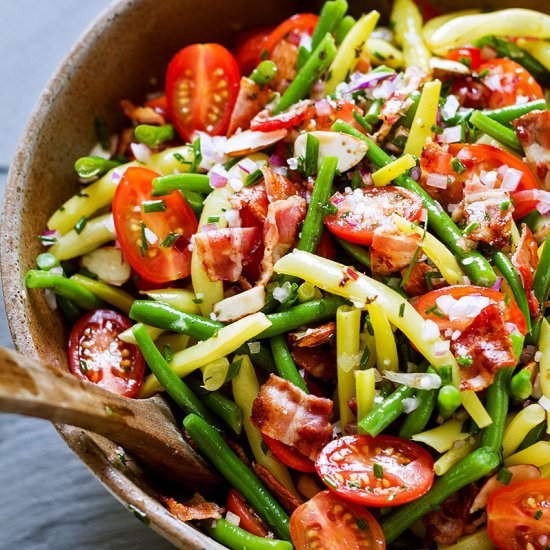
[[0, 2, 174, 548]]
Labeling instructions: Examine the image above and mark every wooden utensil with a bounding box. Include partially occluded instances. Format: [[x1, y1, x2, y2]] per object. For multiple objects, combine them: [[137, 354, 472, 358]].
[[0, 346, 221, 490]]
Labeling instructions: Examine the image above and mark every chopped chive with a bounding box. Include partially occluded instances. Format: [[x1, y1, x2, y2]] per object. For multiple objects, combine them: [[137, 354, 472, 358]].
[[359, 346, 371, 370], [189, 137, 202, 173], [373, 51, 386, 61], [160, 232, 180, 248], [163, 344, 173, 362], [534, 509, 543, 520], [478, 69, 489, 79], [400, 247, 422, 287], [399, 303, 405, 318], [424, 304, 446, 319], [139, 222, 148, 256], [457, 356, 473, 367], [74, 216, 88, 235], [439, 365, 453, 385], [38, 235, 58, 245], [142, 199, 166, 213], [424, 270, 443, 291], [105, 406, 113, 416], [350, 170, 363, 190], [496, 467, 512, 485], [245, 168, 263, 186], [451, 157, 466, 175], [173, 152, 191, 166], [134, 124, 174, 147], [431, 124, 444, 134], [79, 359, 89, 374], [226, 358, 243, 382], [260, 440, 269, 455], [373, 463, 384, 479], [223, 156, 241, 171], [323, 475, 338, 489], [305, 133, 320, 177], [464, 222, 479, 235], [458, 56, 471, 68], [207, 215, 220, 224], [323, 202, 338, 216], [76, 191, 89, 198], [352, 111, 373, 133], [192, 297, 203, 304], [500, 200, 511, 211]]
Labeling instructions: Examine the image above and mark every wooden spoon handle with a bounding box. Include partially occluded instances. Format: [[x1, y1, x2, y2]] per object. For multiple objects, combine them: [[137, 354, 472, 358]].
[[0, 347, 220, 489]]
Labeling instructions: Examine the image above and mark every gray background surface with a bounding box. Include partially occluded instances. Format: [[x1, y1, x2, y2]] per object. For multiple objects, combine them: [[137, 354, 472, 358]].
[[0, 1, 174, 548]]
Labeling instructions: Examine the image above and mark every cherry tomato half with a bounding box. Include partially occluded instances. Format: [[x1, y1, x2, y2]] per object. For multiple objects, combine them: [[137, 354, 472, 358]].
[[325, 186, 424, 246], [414, 285, 527, 335], [263, 14, 319, 57], [68, 309, 145, 397], [113, 166, 197, 284], [487, 478, 550, 549], [316, 435, 434, 507], [165, 43, 240, 142], [263, 434, 316, 473], [233, 27, 273, 75], [226, 489, 269, 537], [290, 491, 385, 550], [447, 47, 482, 71]]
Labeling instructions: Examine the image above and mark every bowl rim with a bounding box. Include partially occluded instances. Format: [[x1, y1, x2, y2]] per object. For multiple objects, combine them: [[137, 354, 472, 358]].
[[0, 1, 225, 547]]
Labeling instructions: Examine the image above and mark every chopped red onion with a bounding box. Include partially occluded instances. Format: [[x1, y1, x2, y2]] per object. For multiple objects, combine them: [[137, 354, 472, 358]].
[[130, 143, 152, 163], [426, 173, 449, 189], [44, 289, 58, 311], [238, 158, 256, 175], [201, 223, 218, 233], [269, 154, 285, 167], [480, 170, 498, 188], [287, 31, 301, 46], [439, 125, 462, 144], [441, 95, 460, 121], [537, 201, 550, 215], [315, 98, 333, 117], [347, 71, 395, 93], [492, 277, 503, 291], [372, 77, 396, 100], [332, 194, 344, 205], [483, 74, 502, 92], [209, 170, 228, 189], [501, 168, 522, 191], [411, 166, 421, 181]]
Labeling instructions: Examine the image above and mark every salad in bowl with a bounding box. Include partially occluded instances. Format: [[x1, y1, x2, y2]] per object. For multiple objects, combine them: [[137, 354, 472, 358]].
[[19, 0, 550, 547]]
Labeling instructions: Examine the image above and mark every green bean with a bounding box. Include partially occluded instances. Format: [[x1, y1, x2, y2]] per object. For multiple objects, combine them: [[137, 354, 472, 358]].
[[531, 231, 550, 343], [270, 334, 309, 393], [331, 120, 498, 287], [305, 133, 320, 178], [129, 300, 222, 339], [56, 295, 84, 325], [335, 15, 356, 45], [261, 297, 347, 338], [70, 273, 134, 314], [517, 420, 547, 452], [335, 237, 371, 269], [25, 269, 104, 311], [36, 252, 60, 271], [310, 0, 348, 54], [399, 91, 421, 128], [133, 324, 220, 426], [202, 519, 293, 550], [250, 60, 278, 86], [234, 341, 276, 374], [437, 385, 462, 419], [358, 385, 416, 437], [153, 173, 211, 195], [510, 369, 533, 401], [179, 189, 204, 218], [398, 386, 437, 439], [483, 99, 547, 125], [479, 366, 514, 452], [134, 124, 175, 147], [492, 250, 532, 333], [183, 414, 291, 540], [381, 447, 500, 542], [184, 375, 243, 435], [274, 33, 336, 114], [74, 156, 120, 179], [297, 156, 338, 253], [469, 111, 523, 154], [365, 98, 384, 125]]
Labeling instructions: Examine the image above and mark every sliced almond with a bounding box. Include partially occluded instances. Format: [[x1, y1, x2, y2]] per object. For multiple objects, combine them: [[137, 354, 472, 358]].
[[80, 246, 131, 286], [213, 285, 265, 323], [223, 129, 288, 157], [430, 57, 471, 78], [294, 131, 368, 173]]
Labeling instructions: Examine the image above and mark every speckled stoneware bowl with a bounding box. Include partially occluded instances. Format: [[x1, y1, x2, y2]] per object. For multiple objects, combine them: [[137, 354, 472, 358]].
[[1, 0, 549, 547]]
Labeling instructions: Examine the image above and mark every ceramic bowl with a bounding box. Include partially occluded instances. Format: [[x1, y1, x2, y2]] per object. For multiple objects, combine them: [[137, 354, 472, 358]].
[[1, 0, 546, 547]]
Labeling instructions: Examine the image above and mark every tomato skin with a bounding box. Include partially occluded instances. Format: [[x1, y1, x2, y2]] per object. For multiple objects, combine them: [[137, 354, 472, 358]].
[[165, 43, 240, 142], [263, 434, 316, 473], [325, 186, 424, 246], [113, 166, 197, 284], [415, 285, 527, 335], [68, 309, 145, 397], [316, 230, 337, 261], [263, 14, 319, 57], [487, 478, 550, 549], [316, 435, 434, 507], [447, 47, 482, 70], [233, 27, 273, 75], [144, 95, 169, 120], [301, 99, 363, 132], [290, 490, 386, 550], [226, 489, 269, 537]]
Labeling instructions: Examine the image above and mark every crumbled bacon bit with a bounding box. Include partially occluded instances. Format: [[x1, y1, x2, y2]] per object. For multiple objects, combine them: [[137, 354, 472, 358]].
[[251, 374, 333, 460], [512, 224, 539, 316], [252, 463, 303, 513], [450, 303, 517, 391], [260, 166, 304, 202], [401, 262, 446, 297], [160, 494, 223, 522], [291, 345, 337, 381], [370, 227, 422, 277]]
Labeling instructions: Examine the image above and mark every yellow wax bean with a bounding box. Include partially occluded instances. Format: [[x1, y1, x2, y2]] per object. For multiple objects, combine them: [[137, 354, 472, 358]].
[[539, 319, 550, 399], [505, 441, 550, 467], [356, 369, 376, 427], [422, 10, 481, 49], [70, 274, 134, 313], [412, 419, 469, 453], [502, 404, 546, 458], [461, 390, 492, 429], [367, 300, 399, 373], [364, 38, 404, 69], [434, 437, 478, 476], [119, 324, 164, 344], [404, 80, 441, 158], [142, 288, 201, 315], [517, 38, 550, 72], [201, 357, 230, 391], [325, 11, 380, 94], [336, 306, 362, 431], [372, 154, 416, 187]]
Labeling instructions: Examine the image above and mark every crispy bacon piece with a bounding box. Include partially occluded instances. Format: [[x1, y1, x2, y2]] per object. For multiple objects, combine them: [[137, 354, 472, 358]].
[[375, 66, 428, 141], [227, 77, 273, 136], [252, 463, 303, 513], [401, 261, 446, 297], [270, 39, 299, 93], [258, 196, 306, 285], [194, 227, 261, 282], [289, 322, 336, 347], [120, 99, 166, 126], [230, 184, 269, 224], [512, 224, 539, 316], [251, 374, 333, 460], [370, 227, 422, 277], [513, 110, 550, 190], [462, 176, 513, 249], [450, 303, 517, 391], [160, 494, 223, 522], [291, 346, 337, 381], [261, 166, 304, 202]]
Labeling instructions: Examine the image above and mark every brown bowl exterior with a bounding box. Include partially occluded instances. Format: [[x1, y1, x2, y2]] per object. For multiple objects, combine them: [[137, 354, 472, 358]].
[[1, 0, 549, 547]]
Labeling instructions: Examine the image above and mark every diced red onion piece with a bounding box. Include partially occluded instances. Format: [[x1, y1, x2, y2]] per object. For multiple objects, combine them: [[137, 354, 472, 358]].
[[130, 143, 152, 163], [347, 71, 395, 93], [209, 171, 228, 189], [238, 158, 256, 175], [537, 201, 550, 215], [492, 277, 503, 291], [315, 99, 332, 117], [201, 223, 218, 233], [439, 125, 462, 144], [426, 172, 449, 189], [269, 154, 285, 167], [501, 168, 523, 191]]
